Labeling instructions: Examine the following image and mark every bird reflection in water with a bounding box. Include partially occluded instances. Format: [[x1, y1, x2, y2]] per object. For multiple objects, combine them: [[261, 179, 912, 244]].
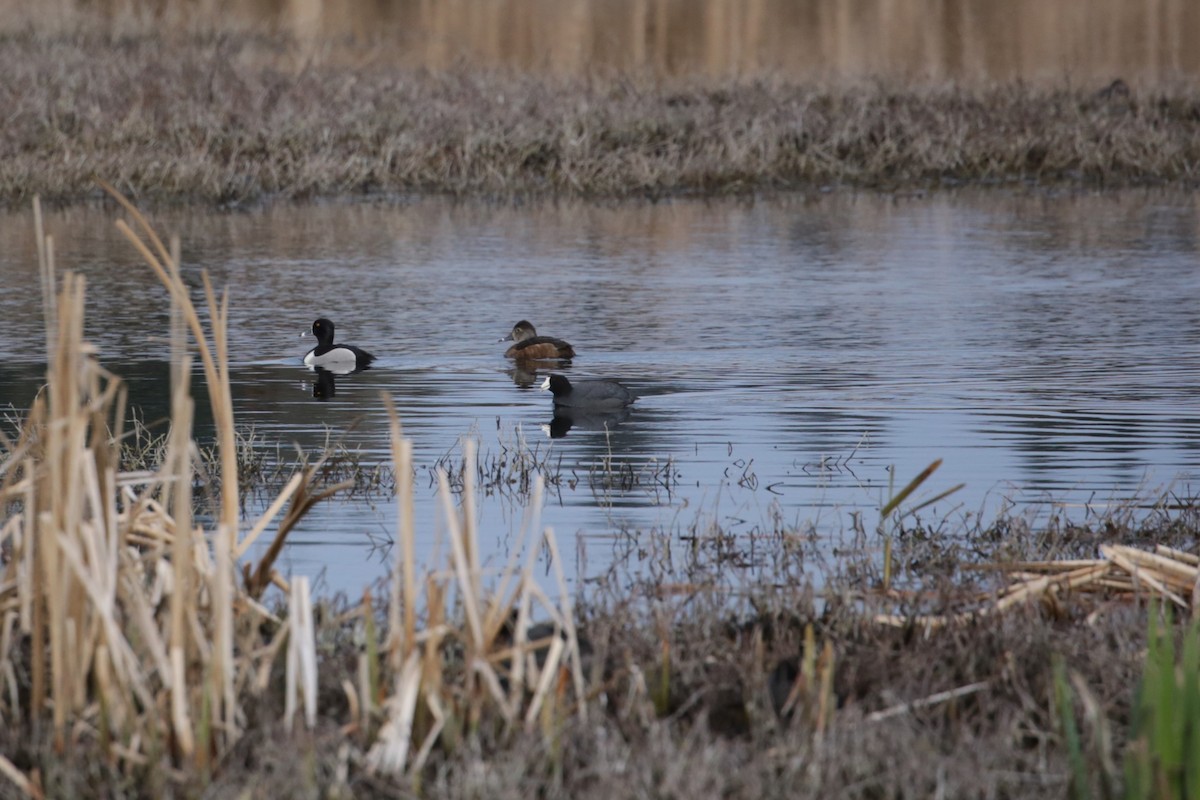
[[508, 364, 541, 388], [308, 362, 371, 401], [311, 366, 338, 400], [507, 363, 573, 389], [542, 406, 632, 438]]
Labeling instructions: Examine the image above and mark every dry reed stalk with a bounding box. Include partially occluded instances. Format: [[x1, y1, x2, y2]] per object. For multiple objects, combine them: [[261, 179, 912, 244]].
[[104, 182, 241, 740], [1156, 545, 1200, 566], [355, 599, 375, 730], [385, 395, 416, 670], [439, 469, 484, 651], [0, 191, 367, 788], [408, 688, 447, 773], [369, 403, 436, 775], [965, 559, 1106, 573], [540, 520, 587, 720], [43, 273, 82, 746], [235, 473, 303, 559], [363, 408, 585, 776], [992, 563, 1112, 610], [435, 447, 513, 720], [342, 677, 361, 735], [1101, 546, 1188, 608], [1105, 545, 1198, 589], [367, 653, 422, 774], [284, 576, 317, 732], [33, 197, 55, 361], [0, 751, 36, 799], [502, 478, 547, 710], [243, 467, 354, 599], [866, 680, 991, 723], [815, 640, 836, 734], [523, 634, 565, 730], [165, 231, 198, 749]]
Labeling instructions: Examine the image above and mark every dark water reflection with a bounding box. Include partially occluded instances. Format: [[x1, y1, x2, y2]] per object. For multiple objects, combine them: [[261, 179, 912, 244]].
[[547, 406, 634, 440], [1, 190, 1198, 594]]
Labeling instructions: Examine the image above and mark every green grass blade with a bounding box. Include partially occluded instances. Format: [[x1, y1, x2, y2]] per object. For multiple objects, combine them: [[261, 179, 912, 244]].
[[1053, 656, 1089, 800], [878, 459, 942, 520]]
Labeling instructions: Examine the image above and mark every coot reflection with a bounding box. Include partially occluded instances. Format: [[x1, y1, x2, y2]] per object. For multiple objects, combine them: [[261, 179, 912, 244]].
[[543, 405, 633, 438]]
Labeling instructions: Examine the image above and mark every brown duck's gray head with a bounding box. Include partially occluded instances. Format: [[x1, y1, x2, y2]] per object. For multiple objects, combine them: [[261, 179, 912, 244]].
[[500, 320, 538, 343]]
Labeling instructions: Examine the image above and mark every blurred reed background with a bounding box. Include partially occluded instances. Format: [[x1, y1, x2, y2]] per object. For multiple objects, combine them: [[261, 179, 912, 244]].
[[2, 0, 1197, 84]]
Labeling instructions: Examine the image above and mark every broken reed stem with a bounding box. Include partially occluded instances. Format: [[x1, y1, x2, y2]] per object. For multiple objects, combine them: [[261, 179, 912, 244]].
[[461, 437, 480, 611], [44, 271, 88, 748], [33, 197, 55, 361], [166, 230, 195, 760], [541, 518, 587, 721], [879, 544, 1200, 627], [382, 395, 416, 671], [400, 435, 415, 663], [28, 457, 44, 720], [285, 576, 317, 732], [235, 473, 303, 560], [168, 350, 196, 756], [438, 468, 484, 651], [866, 680, 991, 723]]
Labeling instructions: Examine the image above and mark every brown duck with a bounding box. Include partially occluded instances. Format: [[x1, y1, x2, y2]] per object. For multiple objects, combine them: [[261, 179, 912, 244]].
[[499, 320, 576, 360]]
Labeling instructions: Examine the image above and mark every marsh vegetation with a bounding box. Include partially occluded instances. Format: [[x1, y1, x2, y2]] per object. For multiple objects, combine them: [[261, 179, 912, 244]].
[[2, 31, 1199, 207], [0, 197, 1194, 798], [2, 3, 1199, 796]]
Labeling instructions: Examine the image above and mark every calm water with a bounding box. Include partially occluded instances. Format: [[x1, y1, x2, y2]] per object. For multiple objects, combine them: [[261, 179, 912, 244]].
[[2, 191, 1199, 594]]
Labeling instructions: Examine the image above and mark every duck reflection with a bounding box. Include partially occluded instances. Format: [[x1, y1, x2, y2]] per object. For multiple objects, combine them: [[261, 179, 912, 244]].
[[542, 405, 632, 438], [507, 362, 571, 389], [311, 366, 338, 399], [309, 363, 372, 401], [508, 364, 541, 388]]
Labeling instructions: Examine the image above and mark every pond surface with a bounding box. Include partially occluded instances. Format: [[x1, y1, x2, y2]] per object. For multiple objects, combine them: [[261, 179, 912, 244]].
[[1, 190, 1199, 595]]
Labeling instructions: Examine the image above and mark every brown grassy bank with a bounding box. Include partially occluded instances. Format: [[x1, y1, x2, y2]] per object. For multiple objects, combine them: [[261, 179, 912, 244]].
[[3, 32, 1200, 207], [0, 512, 1183, 799]]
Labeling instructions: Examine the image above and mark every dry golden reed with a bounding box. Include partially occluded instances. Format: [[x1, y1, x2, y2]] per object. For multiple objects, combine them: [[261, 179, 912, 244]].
[[876, 544, 1200, 629]]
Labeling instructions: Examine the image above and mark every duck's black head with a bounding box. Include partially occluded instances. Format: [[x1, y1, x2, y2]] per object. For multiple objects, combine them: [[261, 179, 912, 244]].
[[311, 318, 336, 346]]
